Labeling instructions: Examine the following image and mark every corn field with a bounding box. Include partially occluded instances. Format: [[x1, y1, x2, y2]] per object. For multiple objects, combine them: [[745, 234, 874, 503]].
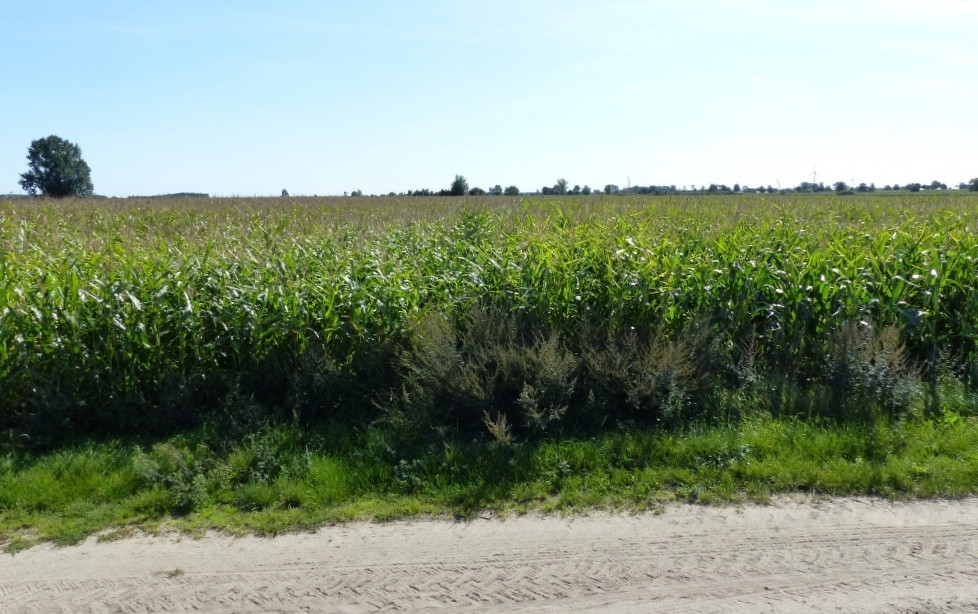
[[2, 193, 978, 447]]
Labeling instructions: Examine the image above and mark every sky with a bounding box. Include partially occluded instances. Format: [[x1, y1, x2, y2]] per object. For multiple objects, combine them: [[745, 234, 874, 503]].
[[2, 0, 977, 197]]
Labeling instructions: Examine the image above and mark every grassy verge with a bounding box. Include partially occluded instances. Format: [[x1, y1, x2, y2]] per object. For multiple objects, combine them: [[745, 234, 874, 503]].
[[3, 414, 978, 552]]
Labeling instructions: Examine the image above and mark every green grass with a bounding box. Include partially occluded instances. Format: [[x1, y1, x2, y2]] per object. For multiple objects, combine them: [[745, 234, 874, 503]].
[[3, 414, 978, 551]]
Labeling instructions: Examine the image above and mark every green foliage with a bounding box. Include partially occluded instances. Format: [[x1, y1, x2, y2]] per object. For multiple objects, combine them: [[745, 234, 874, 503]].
[[18, 135, 94, 197], [5, 415, 978, 549], [822, 324, 918, 421], [579, 324, 724, 430], [386, 309, 578, 443], [450, 175, 468, 196], [133, 442, 211, 514], [2, 193, 978, 448]]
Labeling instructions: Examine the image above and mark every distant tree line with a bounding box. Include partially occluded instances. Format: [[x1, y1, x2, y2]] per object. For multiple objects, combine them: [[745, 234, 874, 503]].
[[398, 175, 519, 197], [366, 175, 978, 199], [129, 192, 211, 199], [14, 135, 978, 199], [664, 178, 978, 196]]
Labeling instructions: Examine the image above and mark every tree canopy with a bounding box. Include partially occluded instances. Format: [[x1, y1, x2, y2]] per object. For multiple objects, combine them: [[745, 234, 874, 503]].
[[19, 135, 94, 197], [450, 175, 468, 197]]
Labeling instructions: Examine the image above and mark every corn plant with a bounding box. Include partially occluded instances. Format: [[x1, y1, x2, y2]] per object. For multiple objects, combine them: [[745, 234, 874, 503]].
[[2, 193, 978, 447]]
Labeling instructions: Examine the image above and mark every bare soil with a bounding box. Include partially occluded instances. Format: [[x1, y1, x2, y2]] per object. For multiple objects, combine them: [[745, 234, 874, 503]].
[[3, 497, 978, 613]]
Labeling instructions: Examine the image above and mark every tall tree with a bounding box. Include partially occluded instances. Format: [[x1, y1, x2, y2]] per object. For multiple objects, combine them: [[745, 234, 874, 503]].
[[450, 175, 469, 196], [19, 135, 94, 197]]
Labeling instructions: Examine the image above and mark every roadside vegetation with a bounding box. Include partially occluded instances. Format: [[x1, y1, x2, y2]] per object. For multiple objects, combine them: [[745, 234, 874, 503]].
[[2, 192, 978, 550]]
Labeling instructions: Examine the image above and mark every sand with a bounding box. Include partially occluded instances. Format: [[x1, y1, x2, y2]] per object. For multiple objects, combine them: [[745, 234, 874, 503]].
[[3, 497, 978, 613]]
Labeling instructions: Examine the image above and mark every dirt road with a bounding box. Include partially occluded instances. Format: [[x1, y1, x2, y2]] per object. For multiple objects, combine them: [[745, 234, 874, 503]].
[[3, 497, 978, 613]]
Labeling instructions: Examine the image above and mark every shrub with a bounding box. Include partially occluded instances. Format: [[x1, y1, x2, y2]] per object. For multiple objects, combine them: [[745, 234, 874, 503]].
[[384, 308, 578, 444], [821, 324, 918, 421]]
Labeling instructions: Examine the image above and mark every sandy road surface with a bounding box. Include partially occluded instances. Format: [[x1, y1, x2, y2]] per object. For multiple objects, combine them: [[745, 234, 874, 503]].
[[3, 498, 978, 613]]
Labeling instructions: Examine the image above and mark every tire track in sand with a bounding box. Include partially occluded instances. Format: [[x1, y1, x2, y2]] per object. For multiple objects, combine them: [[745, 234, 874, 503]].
[[2, 497, 978, 613]]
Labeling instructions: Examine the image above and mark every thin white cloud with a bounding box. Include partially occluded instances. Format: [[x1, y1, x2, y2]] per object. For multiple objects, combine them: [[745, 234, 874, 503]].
[[799, 0, 978, 24], [858, 0, 978, 16], [908, 0, 978, 14], [914, 81, 977, 94], [947, 54, 978, 64]]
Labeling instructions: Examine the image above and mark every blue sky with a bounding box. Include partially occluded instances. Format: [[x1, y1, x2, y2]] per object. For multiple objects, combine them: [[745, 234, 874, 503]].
[[2, 1, 977, 196]]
